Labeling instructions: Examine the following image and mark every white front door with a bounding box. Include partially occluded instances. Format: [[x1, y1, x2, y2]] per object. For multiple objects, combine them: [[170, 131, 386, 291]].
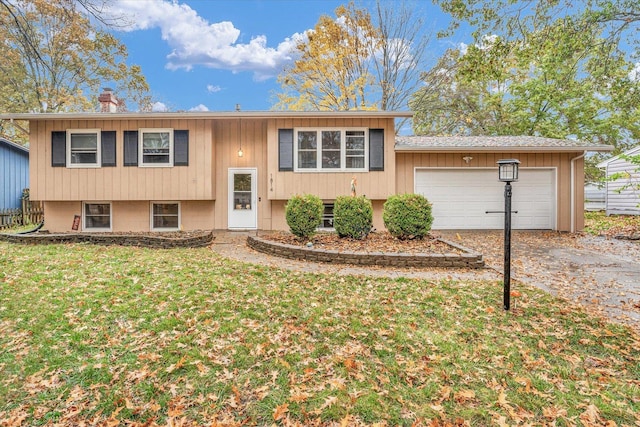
[[228, 168, 257, 229]]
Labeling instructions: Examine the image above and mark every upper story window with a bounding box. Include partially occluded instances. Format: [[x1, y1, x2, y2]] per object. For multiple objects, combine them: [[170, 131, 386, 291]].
[[139, 128, 173, 167], [67, 129, 101, 168], [294, 129, 367, 172]]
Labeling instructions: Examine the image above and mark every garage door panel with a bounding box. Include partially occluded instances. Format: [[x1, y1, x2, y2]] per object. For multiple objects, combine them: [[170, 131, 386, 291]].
[[415, 169, 556, 230]]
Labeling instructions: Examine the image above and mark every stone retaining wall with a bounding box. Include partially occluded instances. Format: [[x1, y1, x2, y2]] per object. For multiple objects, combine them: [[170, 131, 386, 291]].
[[247, 236, 485, 269], [0, 231, 214, 249]]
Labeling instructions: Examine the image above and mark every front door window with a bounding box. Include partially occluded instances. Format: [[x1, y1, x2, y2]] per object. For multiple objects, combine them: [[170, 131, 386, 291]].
[[233, 174, 252, 210], [228, 168, 257, 229]]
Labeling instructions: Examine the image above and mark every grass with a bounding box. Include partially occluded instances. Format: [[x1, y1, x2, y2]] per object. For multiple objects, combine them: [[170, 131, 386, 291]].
[[584, 210, 640, 236], [0, 241, 639, 426]]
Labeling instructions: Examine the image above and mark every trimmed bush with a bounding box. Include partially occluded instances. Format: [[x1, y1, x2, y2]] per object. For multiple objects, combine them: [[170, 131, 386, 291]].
[[333, 196, 373, 240], [285, 194, 324, 239], [383, 193, 433, 240]]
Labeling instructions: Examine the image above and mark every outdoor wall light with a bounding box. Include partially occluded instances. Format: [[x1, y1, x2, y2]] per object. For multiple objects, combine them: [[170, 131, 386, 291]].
[[497, 158, 520, 311]]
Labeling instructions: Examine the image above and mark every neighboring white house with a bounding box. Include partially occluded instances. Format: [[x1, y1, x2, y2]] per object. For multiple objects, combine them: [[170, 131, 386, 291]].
[[584, 183, 605, 211], [598, 146, 640, 215]]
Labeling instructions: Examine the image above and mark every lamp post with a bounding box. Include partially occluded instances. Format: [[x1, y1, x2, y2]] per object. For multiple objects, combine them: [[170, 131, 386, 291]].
[[497, 159, 520, 310]]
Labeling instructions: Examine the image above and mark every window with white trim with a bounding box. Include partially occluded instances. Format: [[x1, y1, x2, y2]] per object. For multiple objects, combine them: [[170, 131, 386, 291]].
[[140, 129, 173, 167], [67, 129, 101, 167], [294, 129, 367, 172], [83, 202, 111, 231], [151, 202, 180, 230]]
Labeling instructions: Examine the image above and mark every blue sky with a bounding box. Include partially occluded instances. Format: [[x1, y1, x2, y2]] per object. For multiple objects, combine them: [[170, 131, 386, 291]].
[[105, 0, 462, 112]]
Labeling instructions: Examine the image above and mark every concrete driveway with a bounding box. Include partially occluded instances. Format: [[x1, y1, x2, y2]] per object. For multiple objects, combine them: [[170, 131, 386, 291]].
[[211, 230, 640, 333], [438, 230, 640, 332]]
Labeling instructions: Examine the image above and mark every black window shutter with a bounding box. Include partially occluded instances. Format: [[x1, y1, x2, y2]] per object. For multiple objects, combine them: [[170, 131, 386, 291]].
[[101, 131, 116, 167], [174, 130, 189, 166], [123, 130, 138, 166], [369, 129, 384, 171], [51, 131, 66, 167], [278, 129, 293, 171]]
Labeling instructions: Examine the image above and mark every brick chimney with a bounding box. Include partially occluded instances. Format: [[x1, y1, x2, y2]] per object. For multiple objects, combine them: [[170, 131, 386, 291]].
[[98, 88, 118, 113]]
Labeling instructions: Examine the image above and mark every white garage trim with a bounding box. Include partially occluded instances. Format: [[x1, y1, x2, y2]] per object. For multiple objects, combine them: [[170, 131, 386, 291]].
[[414, 167, 557, 230]]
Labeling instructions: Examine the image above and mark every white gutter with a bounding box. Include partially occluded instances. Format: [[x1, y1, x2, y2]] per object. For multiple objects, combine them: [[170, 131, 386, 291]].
[[570, 151, 587, 232], [0, 111, 414, 121]]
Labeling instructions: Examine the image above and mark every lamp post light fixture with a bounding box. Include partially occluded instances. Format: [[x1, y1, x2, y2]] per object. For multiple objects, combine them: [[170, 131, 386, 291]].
[[497, 159, 520, 310]]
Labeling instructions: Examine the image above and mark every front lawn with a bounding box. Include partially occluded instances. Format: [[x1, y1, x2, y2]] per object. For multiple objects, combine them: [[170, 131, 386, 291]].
[[0, 242, 638, 426]]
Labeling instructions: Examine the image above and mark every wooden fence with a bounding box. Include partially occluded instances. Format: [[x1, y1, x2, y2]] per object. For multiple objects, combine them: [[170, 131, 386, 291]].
[[0, 192, 44, 230]]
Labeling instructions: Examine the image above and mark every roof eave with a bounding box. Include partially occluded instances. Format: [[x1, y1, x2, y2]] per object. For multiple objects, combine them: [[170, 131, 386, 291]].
[[394, 145, 615, 153], [0, 138, 29, 154], [0, 111, 414, 121], [597, 145, 640, 167]]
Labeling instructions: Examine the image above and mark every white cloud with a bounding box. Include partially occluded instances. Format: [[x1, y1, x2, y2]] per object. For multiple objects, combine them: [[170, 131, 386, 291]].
[[189, 104, 209, 112], [151, 101, 168, 112], [458, 35, 498, 56], [207, 84, 222, 93], [107, 0, 307, 80]]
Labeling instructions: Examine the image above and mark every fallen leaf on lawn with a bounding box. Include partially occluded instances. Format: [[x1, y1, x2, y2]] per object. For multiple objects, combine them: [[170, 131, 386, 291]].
[[320, 396, 338, 410], [290, 391, 312, 403], [343, 357, 357, 371], [454, 389, 476, 403], [166, 355, 187, 373], [340, 414, 353, 427], [497, 391, 509, 407], [328, 377, 346, 390], [437, 385, 452, 402], [543, 406, 568, 419], [273, 403, 289, 421]]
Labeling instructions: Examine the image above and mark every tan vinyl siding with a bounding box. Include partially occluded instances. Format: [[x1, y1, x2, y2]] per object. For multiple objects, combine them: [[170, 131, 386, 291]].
[[42, 200, 216, 232], [29, 119, 214, 201], [212, 119, 269, 230], [29, 115, 400, 232], [266, 118, 396, 201], [396, 152, 584, 232]]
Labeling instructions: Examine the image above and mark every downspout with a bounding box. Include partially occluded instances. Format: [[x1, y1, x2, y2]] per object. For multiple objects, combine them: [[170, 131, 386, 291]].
[[570, 151, 587, 233]]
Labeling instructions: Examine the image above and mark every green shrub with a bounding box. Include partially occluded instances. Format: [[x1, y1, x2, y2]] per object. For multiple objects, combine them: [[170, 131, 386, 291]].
[[285, 194, 324, 239], [333, 196, 373, 240], [383, 193, 433, 240]]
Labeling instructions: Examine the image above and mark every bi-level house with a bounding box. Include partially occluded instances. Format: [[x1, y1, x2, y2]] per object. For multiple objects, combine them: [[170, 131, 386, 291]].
[[0, 91, 612, 233]]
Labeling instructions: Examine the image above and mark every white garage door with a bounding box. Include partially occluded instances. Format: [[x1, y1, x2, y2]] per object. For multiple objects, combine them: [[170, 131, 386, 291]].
[[415, 168, 556, 230]]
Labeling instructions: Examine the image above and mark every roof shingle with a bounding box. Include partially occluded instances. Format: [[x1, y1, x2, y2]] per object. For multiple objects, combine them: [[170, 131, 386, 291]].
[[395, 135, 613, 152]]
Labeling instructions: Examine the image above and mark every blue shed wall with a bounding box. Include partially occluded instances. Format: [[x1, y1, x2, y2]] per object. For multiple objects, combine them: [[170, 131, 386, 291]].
[[0, 140, 29, 210]]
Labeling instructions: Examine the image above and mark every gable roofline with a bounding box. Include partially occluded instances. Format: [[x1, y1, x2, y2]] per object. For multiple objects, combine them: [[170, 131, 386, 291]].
[[0, 110, 413, 121], [395, 135, 614, 153], [596, 145, 640, 168], [0, 137, 29, 155]]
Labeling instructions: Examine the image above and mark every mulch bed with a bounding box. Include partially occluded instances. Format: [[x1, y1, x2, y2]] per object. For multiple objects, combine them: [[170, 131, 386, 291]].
[[258, 230, 464, 255]]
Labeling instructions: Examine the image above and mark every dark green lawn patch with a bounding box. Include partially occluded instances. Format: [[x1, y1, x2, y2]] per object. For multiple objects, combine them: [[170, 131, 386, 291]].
[[0, 242, 638, 426]]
